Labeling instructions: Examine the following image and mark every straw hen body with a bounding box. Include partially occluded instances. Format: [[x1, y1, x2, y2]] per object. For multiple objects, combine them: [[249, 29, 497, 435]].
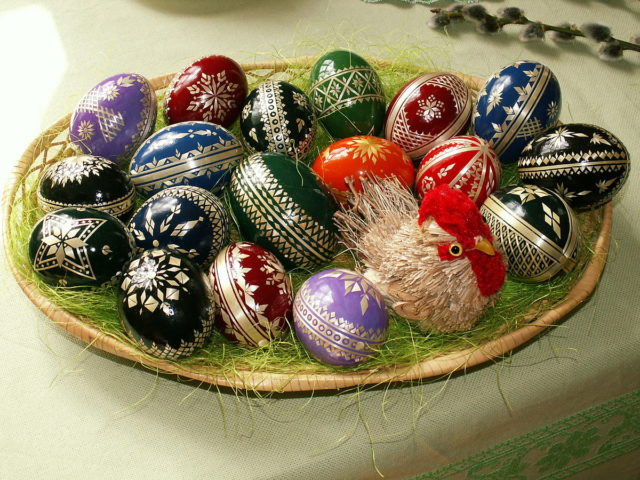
[[334, 180, 506, 333]]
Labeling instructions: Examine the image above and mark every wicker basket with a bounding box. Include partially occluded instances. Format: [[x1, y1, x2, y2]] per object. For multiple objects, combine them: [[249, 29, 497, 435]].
[[2, 57, 612, 392]]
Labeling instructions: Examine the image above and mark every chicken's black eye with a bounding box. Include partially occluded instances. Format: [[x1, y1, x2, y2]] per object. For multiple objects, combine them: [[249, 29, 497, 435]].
[[449, 243, 463, 257]]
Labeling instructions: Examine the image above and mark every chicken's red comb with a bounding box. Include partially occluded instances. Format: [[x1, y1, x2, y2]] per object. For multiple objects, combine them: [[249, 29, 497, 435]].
[[418, 184, 492, 244]]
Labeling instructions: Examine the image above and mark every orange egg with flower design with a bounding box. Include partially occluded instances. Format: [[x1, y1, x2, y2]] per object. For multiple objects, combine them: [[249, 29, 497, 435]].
[[312, 136, 415, 202]]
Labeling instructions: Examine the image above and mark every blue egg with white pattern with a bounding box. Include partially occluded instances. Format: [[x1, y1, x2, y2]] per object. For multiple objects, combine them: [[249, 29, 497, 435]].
[[129, 121, 243, 198], [473, 61, 561, 164], [128, 185, 229, 267]]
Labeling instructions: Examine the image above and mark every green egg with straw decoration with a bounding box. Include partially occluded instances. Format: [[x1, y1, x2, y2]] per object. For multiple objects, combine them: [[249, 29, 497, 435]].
[[309, 50, 386, 139], [228, 152, 338, 271], [28, 207, 135, 288]]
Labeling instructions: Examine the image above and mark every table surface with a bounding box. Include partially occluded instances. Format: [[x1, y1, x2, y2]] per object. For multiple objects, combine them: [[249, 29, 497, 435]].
[[1, 1, 639, 479]]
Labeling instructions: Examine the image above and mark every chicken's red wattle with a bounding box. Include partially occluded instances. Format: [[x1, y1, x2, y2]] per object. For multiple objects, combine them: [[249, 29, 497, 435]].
[[419, 184, 506, 297]]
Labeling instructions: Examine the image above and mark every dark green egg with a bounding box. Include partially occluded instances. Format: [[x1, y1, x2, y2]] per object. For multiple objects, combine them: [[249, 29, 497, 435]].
[[309, 50, 385, 139], [28, 207, 135, 287], [228, 152, 338, 270], [480, 185, 580, 283], [118, 249, 214, 360]]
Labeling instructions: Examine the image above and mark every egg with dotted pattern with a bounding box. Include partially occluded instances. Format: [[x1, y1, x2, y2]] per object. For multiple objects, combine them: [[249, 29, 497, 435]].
[[239, 80, 316, 159]]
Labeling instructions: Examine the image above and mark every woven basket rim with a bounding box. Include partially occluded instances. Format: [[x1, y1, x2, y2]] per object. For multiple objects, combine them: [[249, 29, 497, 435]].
[[2, 57, 612, 393]]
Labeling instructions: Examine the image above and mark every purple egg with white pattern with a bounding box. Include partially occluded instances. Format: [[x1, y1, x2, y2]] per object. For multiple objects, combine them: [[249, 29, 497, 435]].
[[293, 268, 388, 367], [69, 73, 157, 165]]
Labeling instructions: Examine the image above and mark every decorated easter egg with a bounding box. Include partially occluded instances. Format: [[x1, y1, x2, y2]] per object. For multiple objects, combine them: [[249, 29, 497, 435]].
[[480, 185, 580, 282], [69, 73, 156, 164], [129, 121, 243, 198], [128, 186, 229, 268], [164, 55, 248, 127], [518, 123, 630, 210], [293, 269, 388, 367], [28, 207, 134, 287], [38, 155, 136, 219], [228, 152, 337, 270], [309, 50, 386, 139], [313, 136, 415, 202], [384, 72, 472, 163], [240, 80, 316, 159], [473, 61, 561, 164], [208, 242, 293, 348], [118, 249, 214, 360], [415, 136, 501, 206]]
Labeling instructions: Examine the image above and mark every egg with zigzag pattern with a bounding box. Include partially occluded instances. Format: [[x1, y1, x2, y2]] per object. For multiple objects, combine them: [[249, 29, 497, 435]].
[[228, 152, 337, 271]]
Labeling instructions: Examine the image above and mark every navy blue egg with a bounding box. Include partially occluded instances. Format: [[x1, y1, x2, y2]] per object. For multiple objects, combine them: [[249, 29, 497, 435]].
[[128, 185, 229, 267], [119, 248, 215, 360], [473, 61, 561, 164], [129, 121, 243, 198]]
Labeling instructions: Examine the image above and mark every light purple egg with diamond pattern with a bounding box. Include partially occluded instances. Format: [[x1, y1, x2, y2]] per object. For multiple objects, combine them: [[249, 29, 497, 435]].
[[69, 73, 157, 165], [293, 268, 388, 367]]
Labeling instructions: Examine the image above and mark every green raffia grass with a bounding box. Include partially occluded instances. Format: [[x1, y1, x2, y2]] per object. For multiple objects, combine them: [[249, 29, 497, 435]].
[[6, 57, 604, 380]]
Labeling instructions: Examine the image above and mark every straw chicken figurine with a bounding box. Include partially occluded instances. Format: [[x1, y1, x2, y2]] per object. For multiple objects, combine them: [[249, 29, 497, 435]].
[[334, 180, 506, 332]]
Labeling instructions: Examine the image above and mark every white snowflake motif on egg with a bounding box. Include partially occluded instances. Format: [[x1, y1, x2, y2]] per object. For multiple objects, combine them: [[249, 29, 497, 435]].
[[417, 95, 445, 122]]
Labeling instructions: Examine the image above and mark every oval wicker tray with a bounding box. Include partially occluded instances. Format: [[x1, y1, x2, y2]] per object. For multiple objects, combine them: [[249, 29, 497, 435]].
[[3, 57, 612, 392]]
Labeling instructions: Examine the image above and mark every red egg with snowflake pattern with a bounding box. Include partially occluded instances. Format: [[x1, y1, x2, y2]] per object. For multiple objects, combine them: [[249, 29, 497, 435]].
[[415, 136, 501, 207], [164, 55, 248, 127], [208, 242, 293, 348], [385, 73, 472, 163], [312, 136, 415, 203]]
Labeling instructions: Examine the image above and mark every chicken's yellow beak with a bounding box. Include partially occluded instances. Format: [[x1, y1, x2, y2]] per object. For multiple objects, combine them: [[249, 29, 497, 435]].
[[474, 237, 496, 256]]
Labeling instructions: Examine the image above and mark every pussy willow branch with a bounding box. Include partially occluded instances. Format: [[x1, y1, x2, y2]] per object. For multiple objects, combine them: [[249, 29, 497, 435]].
[[431, 7, 640, 54]]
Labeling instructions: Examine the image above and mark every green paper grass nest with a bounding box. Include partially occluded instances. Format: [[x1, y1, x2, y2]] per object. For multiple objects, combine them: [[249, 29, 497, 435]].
[[3, 57, 611, 393]]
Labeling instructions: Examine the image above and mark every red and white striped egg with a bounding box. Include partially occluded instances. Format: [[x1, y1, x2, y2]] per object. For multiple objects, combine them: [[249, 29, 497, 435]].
[[385, 73, 472, 163], [415, 136, 501, 207], [208, 242, 293, 348]]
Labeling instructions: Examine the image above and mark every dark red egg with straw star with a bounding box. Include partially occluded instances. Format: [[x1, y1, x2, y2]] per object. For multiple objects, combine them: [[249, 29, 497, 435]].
[[385, 72, 473, 164], [165, 55, 248, 127]]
